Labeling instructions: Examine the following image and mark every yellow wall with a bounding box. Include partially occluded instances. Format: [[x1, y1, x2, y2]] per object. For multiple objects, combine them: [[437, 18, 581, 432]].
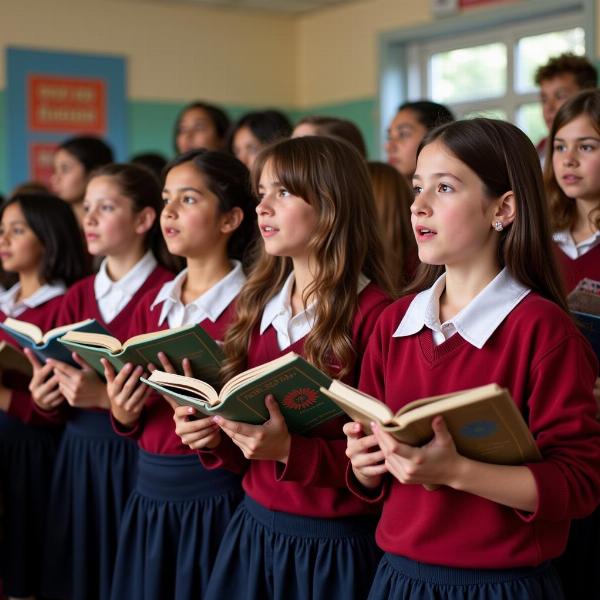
[[0, 0, 297, 106]]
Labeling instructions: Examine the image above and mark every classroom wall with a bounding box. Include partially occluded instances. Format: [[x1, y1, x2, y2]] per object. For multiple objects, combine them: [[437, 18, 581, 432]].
[[1, 0, 599, 194]]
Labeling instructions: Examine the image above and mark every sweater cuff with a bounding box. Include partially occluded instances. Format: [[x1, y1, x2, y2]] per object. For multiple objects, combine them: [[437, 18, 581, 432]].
[[110, 411, 143, 440], [197, 435, 247, 474], [275, 433, 317, 484], [515, 462, 569, 522], [345, 461, 386, 503]]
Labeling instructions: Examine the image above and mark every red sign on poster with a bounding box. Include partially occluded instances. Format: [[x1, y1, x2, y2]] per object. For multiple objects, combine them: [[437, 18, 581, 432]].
[[28, 75, 107, 134], [29, 142, 58, 185]]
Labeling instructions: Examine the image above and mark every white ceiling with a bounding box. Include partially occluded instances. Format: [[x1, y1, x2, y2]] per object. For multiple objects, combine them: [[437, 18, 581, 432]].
[[137, 0, 365, 14]]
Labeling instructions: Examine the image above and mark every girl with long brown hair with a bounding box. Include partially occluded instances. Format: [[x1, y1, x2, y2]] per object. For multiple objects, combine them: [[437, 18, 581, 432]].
[[544, 88, 600, 600], [173, 136, 392, 599], [346, 119, 600, 600]]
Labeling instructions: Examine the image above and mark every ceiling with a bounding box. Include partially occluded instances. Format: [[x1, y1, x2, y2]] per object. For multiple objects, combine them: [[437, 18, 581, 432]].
[[136, 0, 365, 14]]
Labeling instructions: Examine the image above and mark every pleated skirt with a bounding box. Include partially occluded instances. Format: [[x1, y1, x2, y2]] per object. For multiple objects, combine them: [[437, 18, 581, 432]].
[[110, 449, 243, 600], [0, 412, 60, 597], [41, 409, 138, 600], [205, 495, 381, 600], [368, 553, 564, 600]]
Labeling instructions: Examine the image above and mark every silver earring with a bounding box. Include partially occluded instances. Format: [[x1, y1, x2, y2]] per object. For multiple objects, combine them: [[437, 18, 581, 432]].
[[494, 221, 504, 232]]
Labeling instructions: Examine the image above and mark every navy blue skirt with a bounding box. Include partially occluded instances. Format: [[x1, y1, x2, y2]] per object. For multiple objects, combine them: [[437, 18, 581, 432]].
[[368, 553, 564, 600], [0, 412, 60, 597], [110, 449, 243, 600], [41, 409, 138, 600], [205, 495, 381, 600]]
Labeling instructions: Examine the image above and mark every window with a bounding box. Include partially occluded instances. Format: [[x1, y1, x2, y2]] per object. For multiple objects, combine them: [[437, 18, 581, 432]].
[[407, 15, 585, 144]]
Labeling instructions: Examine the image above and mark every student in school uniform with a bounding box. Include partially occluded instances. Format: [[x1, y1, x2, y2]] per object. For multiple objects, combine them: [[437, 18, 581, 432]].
[[50, 135, 114, 226], [30, 164, 176, 600], [103, 149, 256, 600], [345, 118, 600, 600], [173, 101, 230, 154], [544, 88, 600, 599], [0, 193, 86, 600], [173, 136, 393, 600]]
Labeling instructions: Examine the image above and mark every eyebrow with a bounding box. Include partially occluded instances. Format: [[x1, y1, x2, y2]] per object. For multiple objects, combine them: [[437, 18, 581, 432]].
[[554, 136, 600, 142], [412, 172, 464, 183], [162, 186, 203, 194]]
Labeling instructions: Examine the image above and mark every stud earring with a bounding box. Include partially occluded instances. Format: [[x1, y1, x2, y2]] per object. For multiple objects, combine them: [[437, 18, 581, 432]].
[[494, 221, 504, 232]]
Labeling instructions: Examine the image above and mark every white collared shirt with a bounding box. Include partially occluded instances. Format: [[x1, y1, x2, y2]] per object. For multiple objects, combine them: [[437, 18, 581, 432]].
[[151, 260, 246, 328], [94, 251, 157, 324], [260, 272, 371, 351], [0, 281, 66, 318], [553, 230, 600, 260], [393, 268, 530, 349]]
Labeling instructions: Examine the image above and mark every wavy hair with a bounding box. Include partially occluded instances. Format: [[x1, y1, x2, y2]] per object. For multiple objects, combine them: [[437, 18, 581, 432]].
[[221, 136, 392, 381]]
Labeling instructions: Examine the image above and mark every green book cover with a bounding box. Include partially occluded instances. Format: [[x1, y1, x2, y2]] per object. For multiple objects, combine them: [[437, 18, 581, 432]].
[[141, 352, 343, 434], [59, 323, 224, 387]]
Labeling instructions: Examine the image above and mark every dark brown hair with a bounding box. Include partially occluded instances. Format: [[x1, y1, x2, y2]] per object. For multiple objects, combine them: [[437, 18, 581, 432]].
[[367, 161, 417, 293], [295, 116, 367, 157], [89, 163, 180, 272], [406, 118, 568, 312], [535, 53, 598, 88], [545, 89, 600, 234], [221, 136, 392, 381]]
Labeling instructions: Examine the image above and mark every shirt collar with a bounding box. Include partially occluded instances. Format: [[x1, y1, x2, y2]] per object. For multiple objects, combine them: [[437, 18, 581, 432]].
[[0, 281, 66, 317], [94, 251, 157, 300], [152, 260, 246, 326], [393, 268, 530, 349], [259, 272, 371, 335]]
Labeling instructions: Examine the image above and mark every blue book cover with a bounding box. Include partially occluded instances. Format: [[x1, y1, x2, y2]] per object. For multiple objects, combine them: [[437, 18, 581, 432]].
[[0, 318, 110, 366], [573, 311, 600, 360]]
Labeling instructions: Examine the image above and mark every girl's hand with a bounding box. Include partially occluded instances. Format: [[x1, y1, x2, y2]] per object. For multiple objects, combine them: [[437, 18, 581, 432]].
[[103, 359, 150, 428], [343, 421, 387, 489], [48, 354, 110, 409], [25, 349, 64, 411], [373, 417, 462, 488], [214, 395, 291, 463], [173, 405, 222, 449], [153, 353, 194, 377]]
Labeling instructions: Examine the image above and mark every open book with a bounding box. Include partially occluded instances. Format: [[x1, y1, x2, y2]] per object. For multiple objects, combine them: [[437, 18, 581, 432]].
[[60, 323, 225, 386], [319, 381, 541, 465], [0, 341, 33, 376], [141, 352, 343, 434], [0, 318, 109, 366], [568, 278, 600, 360]]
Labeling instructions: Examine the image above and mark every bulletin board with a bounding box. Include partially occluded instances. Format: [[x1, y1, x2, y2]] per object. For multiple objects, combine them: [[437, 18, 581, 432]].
[[6, 47, 127, 189]]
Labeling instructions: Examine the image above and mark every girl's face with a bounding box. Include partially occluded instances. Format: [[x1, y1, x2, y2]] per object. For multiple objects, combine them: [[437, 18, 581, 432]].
[[232, 126, 262, 169], [50, 149, 87, 203], [83, 176, 148, 257], [385, 109, 428, 178], [256, 159, 318, 261], [0, 203, 44, 275], [552, 114, 600, 202], [161, 162, 232, 258], [411, 140, 501, 269], [176, 108, 221, 154]]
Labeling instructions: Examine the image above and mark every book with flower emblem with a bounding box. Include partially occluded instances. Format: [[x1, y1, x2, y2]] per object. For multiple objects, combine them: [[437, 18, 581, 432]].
[[141, 352, 342, 434]]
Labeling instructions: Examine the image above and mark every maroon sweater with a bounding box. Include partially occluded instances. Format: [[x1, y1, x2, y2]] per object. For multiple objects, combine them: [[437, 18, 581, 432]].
[[555, 242, 600, 293], [350, 292, 600, 568], [33, 267, 173, 421], [199, 283, 392, 518], [1, 295, 65, 426], [112, 286, 238, 455]]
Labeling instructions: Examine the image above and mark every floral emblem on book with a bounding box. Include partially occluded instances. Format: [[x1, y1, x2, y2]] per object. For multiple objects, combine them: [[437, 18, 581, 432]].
[[282, 388, 318, 411]]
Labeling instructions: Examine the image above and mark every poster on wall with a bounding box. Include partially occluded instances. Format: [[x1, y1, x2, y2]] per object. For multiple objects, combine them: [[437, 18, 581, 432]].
[[6, 47, 126, 190]]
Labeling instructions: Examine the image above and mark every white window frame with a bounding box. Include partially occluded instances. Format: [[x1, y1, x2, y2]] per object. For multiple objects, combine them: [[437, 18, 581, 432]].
[[407, 13, 585, 123]]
